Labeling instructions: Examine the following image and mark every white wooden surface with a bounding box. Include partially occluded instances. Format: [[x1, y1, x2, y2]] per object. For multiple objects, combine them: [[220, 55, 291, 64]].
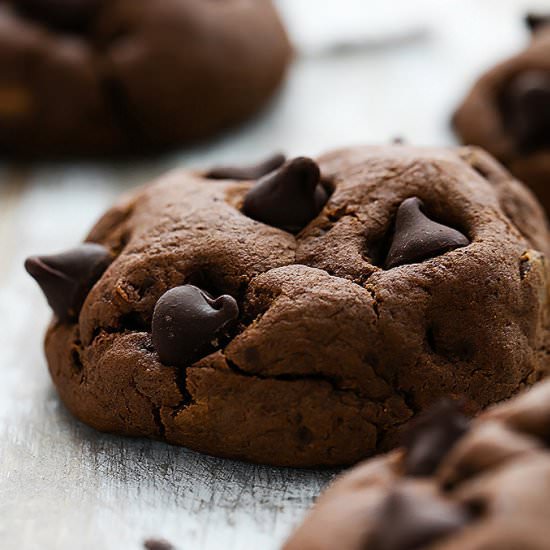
[[1, 1, 550, 548]]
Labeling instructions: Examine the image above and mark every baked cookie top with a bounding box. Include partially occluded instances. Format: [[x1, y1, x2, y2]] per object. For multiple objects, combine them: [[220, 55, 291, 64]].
[[284, 378, 550, 550], [27, 146, 550, 466], [0, 0, 291, 156], [453, 15, 550, 210]]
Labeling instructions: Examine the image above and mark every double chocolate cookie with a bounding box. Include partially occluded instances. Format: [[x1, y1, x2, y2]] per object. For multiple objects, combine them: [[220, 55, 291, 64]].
[[284, 378, 550, 549], [27, 146, 550, 467], [0, 0, 291, 156], [454, 15, 550, 213]]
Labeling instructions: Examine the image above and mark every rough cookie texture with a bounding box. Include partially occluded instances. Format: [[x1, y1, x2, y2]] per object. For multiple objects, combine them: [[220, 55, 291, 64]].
[[453, 16, 550, 213], [39, 145, 550, 467], [284, 379, 550, 550], [0, 0, 291, 156]]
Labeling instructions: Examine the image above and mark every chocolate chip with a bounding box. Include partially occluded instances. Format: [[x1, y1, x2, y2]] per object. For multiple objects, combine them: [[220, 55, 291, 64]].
[[402, 400, 470, 477], [385, 197, 469, 269], [242, 157, 328, 233], [205, 153, 286, 180], [14, 0, 101, 31], [369, 484, 471, 550], [525, 13, 550, 33], [25, 243, 111, 323], [143, 539, 175, 550], [501, 70, 550, 152], [152, 285, 239, 367]]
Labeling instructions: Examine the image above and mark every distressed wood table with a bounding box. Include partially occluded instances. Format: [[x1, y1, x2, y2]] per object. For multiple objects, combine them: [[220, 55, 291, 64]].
[[1, 1, 547, 548]]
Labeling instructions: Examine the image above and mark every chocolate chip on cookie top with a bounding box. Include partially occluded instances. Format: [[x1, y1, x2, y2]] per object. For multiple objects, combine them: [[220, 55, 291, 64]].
[[25, 243, 111, 322], [13, 0, 102, 31], [501, 70, 550, 153], [368, 484, 472, 550], [205, 153, 286, 181], [242, 157, 328, 233], [385, 197, 469, 269], [152, 285, 239, 368], [525, 13, 550, 33], [402, 400, 470, 477]]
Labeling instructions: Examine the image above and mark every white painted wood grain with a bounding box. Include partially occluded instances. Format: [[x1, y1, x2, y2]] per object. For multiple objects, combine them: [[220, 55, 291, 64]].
[[2, 1, 550, 548]]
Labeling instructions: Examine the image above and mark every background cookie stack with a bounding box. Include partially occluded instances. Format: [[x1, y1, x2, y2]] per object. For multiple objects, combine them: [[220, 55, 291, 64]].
[[3, 1, 550, 549]]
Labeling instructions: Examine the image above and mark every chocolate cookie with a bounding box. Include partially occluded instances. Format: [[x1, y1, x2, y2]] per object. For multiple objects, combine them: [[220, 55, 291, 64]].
[[453, 15, 550, 213], [26, 146, 550, 467], [284, 378, 550, 550], [0, 0, 291, 156]]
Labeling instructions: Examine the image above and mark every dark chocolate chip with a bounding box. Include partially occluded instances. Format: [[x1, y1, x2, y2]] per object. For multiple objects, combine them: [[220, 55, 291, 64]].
[[143, 539, 174, 550], [205, 153, 286, 180], [242, 157, 328, 233], [151, 285, 239, 367], [369, 484, 471, 550], [525, 13, 550, 33], [14, 0, 101, 31], [25, 243, 111, 323], [402, 400, 470, 477], [501, 70, 550, 152], [385, 197, 469, 269]]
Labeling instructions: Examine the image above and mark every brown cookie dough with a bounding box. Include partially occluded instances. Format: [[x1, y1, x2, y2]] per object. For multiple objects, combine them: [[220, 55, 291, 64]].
[[27, 146, 550, 467], [453, 15, 550, 213], [0, 0, 291, 156], [284, 378, 550, 550]]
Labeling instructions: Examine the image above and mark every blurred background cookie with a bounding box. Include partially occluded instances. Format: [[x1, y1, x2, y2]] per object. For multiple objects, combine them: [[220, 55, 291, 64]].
[[453, 14, 550, 214], [284, 379, 550, 550], [0, 0, 291, 156]]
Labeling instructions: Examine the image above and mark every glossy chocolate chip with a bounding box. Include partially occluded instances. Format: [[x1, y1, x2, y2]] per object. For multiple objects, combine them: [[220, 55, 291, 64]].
[[385, 197, 469, 269], [152, 285, 239, 367], [402, 400, 470, 477], [25, 243, 111, 322], [501, 70, 550, 152], [369, 484, 471, 550], [14, 0, 101, 31], [205, 153, 286, 180], [525, 13, 550, 33], [242, 157, 328, 233]]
